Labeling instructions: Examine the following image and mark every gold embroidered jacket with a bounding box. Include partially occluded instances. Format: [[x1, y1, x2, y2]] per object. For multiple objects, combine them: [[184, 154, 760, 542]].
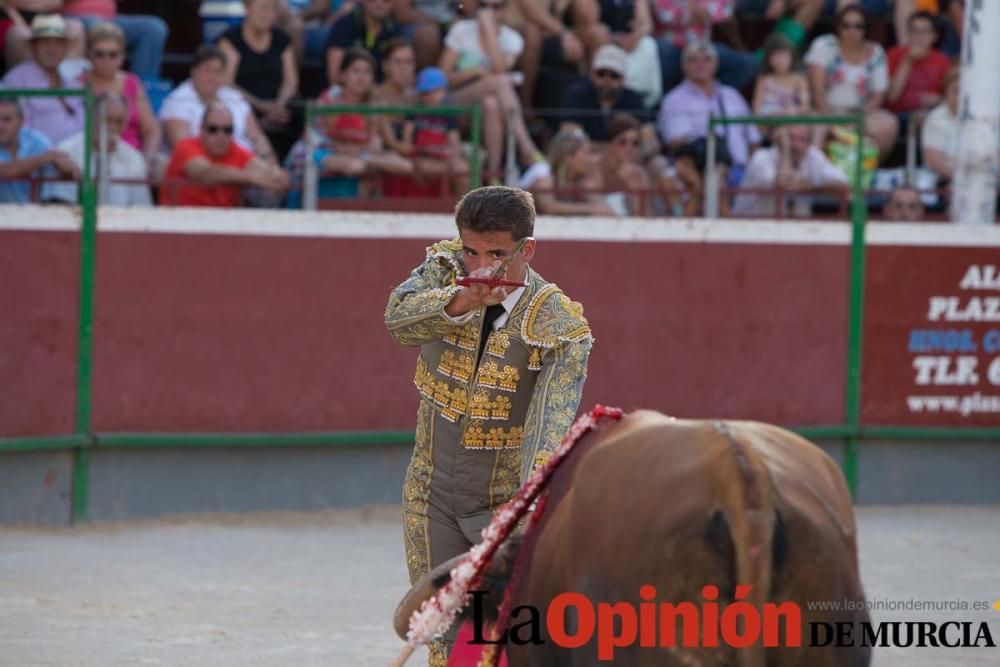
[[385, 238, 593, 487]]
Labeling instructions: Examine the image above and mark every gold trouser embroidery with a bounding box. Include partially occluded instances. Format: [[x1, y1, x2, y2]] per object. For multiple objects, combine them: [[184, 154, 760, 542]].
[[403, 402, 434, 585], [428, 640, 449, 667]]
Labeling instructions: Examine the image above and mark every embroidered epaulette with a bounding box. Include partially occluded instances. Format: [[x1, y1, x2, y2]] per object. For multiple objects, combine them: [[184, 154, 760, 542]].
[[521, 284, 591, 349], [427, 237, 463, 272]]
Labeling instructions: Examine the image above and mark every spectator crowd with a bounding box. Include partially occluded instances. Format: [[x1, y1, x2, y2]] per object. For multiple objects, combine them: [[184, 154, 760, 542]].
[[0, 0, 987, 221]]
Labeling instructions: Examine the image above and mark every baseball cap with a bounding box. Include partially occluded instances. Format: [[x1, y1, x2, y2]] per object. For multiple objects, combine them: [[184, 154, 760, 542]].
[[415, 67, 447, 94], [591, 45, 627, 77]]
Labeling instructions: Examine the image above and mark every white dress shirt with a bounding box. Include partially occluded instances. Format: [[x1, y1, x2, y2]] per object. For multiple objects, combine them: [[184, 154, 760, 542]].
[[445, 284, 527, 329]]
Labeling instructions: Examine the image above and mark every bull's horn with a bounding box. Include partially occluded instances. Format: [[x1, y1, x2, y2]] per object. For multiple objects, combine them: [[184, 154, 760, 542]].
[[393, 553, 468, 640]]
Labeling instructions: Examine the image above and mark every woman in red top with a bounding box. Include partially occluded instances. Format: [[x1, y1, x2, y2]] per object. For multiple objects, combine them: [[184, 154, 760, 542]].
[[886, 10, 951, 114]]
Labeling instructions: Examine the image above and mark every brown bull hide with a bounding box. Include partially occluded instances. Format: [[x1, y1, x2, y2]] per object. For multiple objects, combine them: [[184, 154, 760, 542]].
[[396, 410, 871, 667]]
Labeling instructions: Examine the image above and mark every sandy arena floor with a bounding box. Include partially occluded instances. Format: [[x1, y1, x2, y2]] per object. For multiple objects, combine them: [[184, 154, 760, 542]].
[[1, 505, 998, 667]]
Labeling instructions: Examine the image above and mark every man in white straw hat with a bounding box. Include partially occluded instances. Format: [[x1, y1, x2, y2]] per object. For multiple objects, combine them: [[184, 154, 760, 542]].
[[1, 14, 85, 145], [2, 4, 85, 67]]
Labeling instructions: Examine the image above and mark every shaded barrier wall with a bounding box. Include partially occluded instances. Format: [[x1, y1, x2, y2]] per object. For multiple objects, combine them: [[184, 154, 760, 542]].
[[3, 210, 856, 435], [2, 207, 999, 523]]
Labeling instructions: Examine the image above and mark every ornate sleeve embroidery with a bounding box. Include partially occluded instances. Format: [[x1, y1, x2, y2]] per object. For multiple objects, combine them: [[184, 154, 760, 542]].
[[518, 337, 592, 483], [384, 257, 463, 347]]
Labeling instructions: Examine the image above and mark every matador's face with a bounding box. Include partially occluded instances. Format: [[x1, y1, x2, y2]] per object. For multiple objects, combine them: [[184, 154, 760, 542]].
[[458, 229, 536, 287]]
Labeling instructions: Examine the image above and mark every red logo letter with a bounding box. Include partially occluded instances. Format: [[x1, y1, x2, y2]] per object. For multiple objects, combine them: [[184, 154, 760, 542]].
[[547, 593, 596, 649]]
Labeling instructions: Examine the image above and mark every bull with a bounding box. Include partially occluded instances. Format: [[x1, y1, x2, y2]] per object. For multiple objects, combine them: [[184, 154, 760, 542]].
[[395, 409, 872, 666]]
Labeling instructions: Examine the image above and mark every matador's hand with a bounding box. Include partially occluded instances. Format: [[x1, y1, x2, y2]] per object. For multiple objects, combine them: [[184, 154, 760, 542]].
[[445, 261, 507, 316]]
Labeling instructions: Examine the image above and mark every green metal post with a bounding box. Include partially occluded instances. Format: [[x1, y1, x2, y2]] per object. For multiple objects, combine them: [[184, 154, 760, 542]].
[[470, 103, 481, 190], [302, 101, 317, 210], [709, 113, 869, 498], [72, 448, 91, 521], [843, 112, 868, 500], [73, 85, 96, 524]]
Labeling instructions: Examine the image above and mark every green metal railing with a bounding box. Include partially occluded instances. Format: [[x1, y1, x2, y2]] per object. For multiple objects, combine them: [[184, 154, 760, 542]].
[[301, 103, 481, 210], [2, 106, 998, 524]]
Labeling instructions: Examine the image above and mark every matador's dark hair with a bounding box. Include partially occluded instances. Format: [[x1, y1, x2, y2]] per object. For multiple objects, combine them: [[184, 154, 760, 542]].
[[454, 186, 535, 241]]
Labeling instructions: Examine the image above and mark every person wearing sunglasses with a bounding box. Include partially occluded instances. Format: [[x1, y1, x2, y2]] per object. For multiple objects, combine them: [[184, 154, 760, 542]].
[[61, 0, 168, 81], [590, 0, 662, 108], [557, 44, 649, 143], [160, 102, 290, 208], [821, 0, 940, 48], [80, 22, 160, 173], [160, 45, 279, 168], [804, 3, 899, 160], [599, 112, 652, 215]]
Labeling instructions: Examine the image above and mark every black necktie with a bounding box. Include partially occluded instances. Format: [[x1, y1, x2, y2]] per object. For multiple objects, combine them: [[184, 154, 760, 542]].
[[478, 304, 505, 361]]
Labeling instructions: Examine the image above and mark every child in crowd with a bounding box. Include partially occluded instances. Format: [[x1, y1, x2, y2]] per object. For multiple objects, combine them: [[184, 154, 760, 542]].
[[314, 49, 413, 184], [752, 34, 810, 118], [400, 66, 469, 194], [283, 48, 411, 206]]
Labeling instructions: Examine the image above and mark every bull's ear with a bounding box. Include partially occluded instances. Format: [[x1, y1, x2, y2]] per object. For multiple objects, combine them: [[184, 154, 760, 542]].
[[393, 553, 468, 640]]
